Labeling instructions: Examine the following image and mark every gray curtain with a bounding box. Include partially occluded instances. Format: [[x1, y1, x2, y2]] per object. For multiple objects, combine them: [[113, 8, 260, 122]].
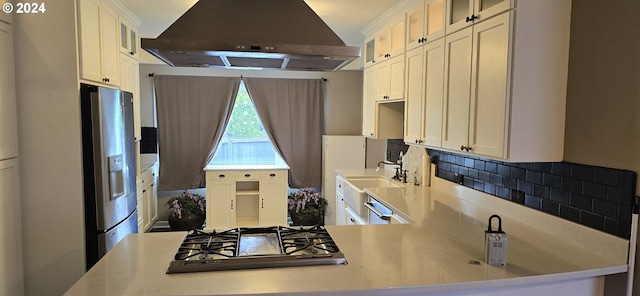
[[244, 78, 325, 188], [154, 75, 241, 190]]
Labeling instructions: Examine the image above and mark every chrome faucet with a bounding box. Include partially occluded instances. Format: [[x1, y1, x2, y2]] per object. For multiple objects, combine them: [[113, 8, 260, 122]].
[[376, 160, 395, 170]]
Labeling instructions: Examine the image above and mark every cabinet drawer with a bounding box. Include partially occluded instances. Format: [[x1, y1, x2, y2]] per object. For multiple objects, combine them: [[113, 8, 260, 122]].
[[208, 171, 234, 181], [336, 175, 346, 195], [260, 170, 286, 181], [140, 169, 153, 185], [236, 171, 259, 181]]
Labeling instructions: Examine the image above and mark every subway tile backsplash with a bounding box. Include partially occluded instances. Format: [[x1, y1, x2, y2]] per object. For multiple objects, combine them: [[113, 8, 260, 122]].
[[427, 149, 637, 239]]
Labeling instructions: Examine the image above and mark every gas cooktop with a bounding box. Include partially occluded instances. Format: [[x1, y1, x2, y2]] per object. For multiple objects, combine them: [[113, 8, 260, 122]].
[[166, 225, 347, 273]]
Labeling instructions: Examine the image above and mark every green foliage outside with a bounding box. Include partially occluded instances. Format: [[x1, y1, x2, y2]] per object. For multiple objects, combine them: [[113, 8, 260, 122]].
[[225, 85, 266, 139]]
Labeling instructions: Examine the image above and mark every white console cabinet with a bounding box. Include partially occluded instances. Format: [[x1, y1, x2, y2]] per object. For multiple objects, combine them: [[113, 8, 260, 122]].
[[205, 167, 289, 229]]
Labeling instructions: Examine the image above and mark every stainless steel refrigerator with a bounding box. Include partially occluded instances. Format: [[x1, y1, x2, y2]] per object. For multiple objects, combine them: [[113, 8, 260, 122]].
[[81, 84, 138, 269]]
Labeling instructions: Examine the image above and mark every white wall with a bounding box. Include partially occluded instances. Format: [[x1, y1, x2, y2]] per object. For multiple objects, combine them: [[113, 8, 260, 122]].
[[13, 1, 87, 295]]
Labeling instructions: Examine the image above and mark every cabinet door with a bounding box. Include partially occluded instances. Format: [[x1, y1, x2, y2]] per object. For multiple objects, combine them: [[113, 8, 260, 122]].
[[336, 191, 346, 225], [404, 47, 424, 144], [474, 0, 512, 22], [407, 0, 445, 51], [446, 0, 474, 33], [259, 171, 287, 226], [99, 2, 120, 86], [364, 35, 377, 67], [0, 160, 23, 296], [406, 1, 425, 51], [136, 186, 144, 231], [119, 18, 138, 59], [441, 27, 472, 151], [388, 14, 406, 58], [362, 66, 377, 137], [141, 182, 152, 231], [468, 12, 510, 158], [0, 22, 17, 160], [375, 61, 390, 100], [206, 173, 236, 229], [375, 55, 405, 101], [423, 38, 445, 147], [374, 28, 389, 62], [425, 0, 445, 41], [150, 180, 158, 223], [78, 0, 103, 83], [388, 54, 405, 100]]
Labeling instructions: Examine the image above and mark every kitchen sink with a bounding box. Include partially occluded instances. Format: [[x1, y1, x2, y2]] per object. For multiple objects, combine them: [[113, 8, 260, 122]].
[[343, 176, 402, 218]]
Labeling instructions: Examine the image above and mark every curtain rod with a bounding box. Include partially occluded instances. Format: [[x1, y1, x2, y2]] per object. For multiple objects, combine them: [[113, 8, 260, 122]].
[[149, 73, 327, 82]]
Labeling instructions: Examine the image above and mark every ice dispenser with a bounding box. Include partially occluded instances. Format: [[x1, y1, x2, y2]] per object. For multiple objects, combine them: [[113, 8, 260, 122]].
[[108, 154, 125, 200]]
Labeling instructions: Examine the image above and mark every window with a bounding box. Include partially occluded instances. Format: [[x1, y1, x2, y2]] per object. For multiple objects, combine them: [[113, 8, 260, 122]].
[[210, 82, 284, 165]]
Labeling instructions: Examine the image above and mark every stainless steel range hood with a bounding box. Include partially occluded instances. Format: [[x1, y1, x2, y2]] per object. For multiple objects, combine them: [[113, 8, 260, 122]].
[[141, 0, 361, 71]]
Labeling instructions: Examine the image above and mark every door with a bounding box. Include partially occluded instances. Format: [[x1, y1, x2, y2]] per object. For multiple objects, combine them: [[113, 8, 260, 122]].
[[404, 47, 424, 144], [468, 12, 511, 158], [207, 172, 236, 228], [259, 171, 286, 226], [441, 27, 472, 151], [99, 2, 120, 86], [423, 38, 445, 147], [362, 66, 376, 137]]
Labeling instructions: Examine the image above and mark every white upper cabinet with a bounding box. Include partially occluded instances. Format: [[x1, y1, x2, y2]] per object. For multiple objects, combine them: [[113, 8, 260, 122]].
[[406, 0, 445, 51], [78, 0, 121, 87], [373, 14, 406, 63], [441, 26, 473, 152], [375, 54, 405, 101], [445, 0, 512, 34], [404, 47, 424, 144], [422, 39, 445, 147], [0, 21, 17, 161], [442, 12, 510, 157], [119, 17, 138, 59]]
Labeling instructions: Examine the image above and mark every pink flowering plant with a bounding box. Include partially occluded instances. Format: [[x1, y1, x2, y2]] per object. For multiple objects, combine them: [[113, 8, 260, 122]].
[[288, 188, 327, 220], [166, 191, 206, 219]]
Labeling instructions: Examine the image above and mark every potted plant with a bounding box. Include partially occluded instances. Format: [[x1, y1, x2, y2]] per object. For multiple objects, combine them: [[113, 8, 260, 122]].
[[288, 188, 327, 226], [166, 191, 206, 231]]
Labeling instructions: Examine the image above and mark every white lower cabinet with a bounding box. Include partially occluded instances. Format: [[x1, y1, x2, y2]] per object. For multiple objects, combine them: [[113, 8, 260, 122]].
[[206, 169, 288, 229], [345, 206, 367, 225], [138, 164, 158, 232]]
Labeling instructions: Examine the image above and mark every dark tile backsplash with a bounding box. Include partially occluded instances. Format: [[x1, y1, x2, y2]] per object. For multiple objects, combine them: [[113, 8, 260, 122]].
[[386, 139, 409, 163], [428, 149, 637, 239], [140, 127, 158, 154]]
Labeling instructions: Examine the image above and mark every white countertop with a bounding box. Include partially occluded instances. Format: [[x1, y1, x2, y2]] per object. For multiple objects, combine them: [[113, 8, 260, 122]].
[[204, 163, 290, 171], [65, 170, 630, 296]]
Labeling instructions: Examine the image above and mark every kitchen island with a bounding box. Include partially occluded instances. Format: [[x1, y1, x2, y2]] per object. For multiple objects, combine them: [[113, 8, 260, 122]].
[[65, 170, 631, 296]]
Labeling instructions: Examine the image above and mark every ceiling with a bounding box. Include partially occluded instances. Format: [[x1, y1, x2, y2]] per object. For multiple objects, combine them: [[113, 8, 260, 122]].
[[118, 0, 403, 66]]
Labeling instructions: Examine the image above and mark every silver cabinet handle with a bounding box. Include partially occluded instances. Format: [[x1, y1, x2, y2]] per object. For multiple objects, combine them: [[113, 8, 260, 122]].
[[364, 202, 391, 220]]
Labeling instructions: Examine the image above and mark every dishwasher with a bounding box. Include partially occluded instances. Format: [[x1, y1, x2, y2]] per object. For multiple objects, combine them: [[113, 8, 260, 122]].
[[364, 195, 393, 224]]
